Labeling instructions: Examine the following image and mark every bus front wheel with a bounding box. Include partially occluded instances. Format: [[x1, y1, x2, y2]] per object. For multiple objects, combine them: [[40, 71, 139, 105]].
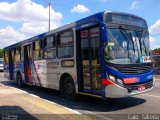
[[60, 76, 76, 100], [16, 73, 23, 87]]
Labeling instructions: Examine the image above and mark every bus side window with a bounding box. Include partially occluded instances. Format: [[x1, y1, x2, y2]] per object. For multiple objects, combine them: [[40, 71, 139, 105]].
[[57, 34, 61, 46], [4, 51, 9, 64], [44, 36, 56, 48], [33, 40, 43, 60], [28, 45, 32, 59], [44, 35, 56, 59], [90, 27, 100, 63], [15, 47, 21, 62], [57, 30, 74, 58], [81, 30, 89, 60], [21, 46, 24, 61]]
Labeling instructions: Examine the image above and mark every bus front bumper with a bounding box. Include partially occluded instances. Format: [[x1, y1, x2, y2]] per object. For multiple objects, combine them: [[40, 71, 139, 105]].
[[104, 81, 154, 98]]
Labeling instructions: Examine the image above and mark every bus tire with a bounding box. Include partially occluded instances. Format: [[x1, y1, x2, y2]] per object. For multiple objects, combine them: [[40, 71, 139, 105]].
[[61, 76, 77, 100], [16, 73, 23, 87]]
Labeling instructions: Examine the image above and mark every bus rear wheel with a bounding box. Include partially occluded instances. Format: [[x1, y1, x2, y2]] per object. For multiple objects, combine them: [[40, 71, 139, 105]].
[[61, 76, 76, 100], [16, 73, 23, 87]]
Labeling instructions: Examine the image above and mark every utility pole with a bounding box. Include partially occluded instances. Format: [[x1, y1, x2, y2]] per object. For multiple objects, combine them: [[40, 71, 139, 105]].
[[46, 0, 53, 31]]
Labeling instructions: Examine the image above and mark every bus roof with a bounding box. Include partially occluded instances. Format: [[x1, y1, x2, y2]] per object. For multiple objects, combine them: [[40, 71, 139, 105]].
[[3, 11, 104, 51], [3, 32, 46, 51], [3, 11, 146, 51]]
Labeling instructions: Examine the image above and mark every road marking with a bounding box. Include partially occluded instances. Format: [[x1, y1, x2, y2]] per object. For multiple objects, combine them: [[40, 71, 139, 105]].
[[141, 94, 160, 98], [83, 110, 114, 120], [27, 93, 82, 115], [43, 99, 82, 115], [29, 94, 40, 98], [9, 87, 27, 93], [23, 96, 93, 120], [0, 90, 25, 94], [16, 89, 27, 93], [10, 86, 18, 89], [43, 99, 56, 105], [0, 83, 4, 86], [64, 107, 82, 115], [13, 87, 82, 115]]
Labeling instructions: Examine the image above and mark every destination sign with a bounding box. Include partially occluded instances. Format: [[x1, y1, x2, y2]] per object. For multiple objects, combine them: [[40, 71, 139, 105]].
[[106, 13, 147, 28]]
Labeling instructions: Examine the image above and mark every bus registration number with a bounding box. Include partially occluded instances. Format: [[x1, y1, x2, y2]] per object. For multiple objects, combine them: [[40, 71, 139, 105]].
[[138, 86, 146, 91]]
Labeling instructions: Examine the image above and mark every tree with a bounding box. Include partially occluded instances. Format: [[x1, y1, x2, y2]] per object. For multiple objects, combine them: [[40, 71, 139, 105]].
[[152, 48, 160, 56], [154, 48, 160, 52]]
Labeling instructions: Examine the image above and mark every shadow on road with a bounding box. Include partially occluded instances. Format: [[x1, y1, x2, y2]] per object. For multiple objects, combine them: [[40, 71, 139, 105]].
[[0, 105, 68, 120], [0, 106, 37, 120], [0, 80, 146, 113]]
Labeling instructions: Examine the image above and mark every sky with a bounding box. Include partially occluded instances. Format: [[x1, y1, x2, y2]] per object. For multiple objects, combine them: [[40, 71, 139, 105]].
[[0, 0, 160, 49]]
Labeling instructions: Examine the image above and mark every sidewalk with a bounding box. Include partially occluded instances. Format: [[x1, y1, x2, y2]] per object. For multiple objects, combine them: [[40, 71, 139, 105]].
[[0, 83, 92, 120]]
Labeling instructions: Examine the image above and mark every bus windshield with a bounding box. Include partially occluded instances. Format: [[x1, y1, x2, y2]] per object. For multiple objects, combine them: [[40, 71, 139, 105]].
[[104, 28, 151, 64]]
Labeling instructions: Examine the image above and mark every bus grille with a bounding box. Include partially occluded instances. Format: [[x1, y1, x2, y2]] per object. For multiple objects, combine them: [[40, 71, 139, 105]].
[[125, 80, 153, 93], [116, 64, 152, 75]]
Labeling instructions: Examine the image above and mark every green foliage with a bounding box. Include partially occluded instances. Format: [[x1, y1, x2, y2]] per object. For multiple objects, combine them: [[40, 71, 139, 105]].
[[153, 48, 160, 52], [0, 49, 3, 58]]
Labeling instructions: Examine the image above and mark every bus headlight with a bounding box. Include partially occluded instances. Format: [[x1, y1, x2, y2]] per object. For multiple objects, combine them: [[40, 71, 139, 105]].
[[109, 75, 116, 83], [117, 79, 124, 86], [108, 74, 124, 86]]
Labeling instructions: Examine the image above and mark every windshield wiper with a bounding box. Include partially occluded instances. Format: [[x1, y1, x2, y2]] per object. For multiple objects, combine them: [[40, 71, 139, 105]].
[[119, 26, 130, 58], [129, 32, 140, 63], [140, 30, 148, 55], [119, 26, 128, 40], [135, 31, 142, 55], [129, 32, 136, 53]]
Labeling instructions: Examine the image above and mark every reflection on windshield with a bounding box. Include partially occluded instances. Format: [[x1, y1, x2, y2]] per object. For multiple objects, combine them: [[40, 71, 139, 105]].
[[105, 28, 150, 64]]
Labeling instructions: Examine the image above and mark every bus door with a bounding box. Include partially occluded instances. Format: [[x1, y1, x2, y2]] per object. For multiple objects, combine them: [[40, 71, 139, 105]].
[[8, 50, 14, 80], [24, 44, 32, 84], [77, 26, 101, 94]]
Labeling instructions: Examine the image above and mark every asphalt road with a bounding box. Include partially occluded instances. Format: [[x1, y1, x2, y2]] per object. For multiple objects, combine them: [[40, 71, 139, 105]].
[[0, 72, 160, 120]]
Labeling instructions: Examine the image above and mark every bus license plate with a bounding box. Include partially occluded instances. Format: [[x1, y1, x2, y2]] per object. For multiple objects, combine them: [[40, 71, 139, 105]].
[[138, 86, 146, 91]]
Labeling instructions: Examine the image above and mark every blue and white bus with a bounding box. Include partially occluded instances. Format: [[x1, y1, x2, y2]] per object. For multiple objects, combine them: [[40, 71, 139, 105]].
[[3, 11, 154, 100]]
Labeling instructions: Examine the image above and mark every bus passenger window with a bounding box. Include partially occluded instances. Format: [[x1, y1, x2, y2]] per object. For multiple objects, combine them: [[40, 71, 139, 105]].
[[33, 40, 42, 60], [90, 27, 100, 61], [4, 51, 9, 64], [44, 49, 56, 59], [15, 47, 21, 62], [28, 45, 32, 59], [80, 30, 89, 60], [21, 46, 24, 61], [57, 30, 74, 58], [44, 36, 56, 48], [57, 34, 61, 46], [81, 38, 89, 60], [44, 35, 56, 59]]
